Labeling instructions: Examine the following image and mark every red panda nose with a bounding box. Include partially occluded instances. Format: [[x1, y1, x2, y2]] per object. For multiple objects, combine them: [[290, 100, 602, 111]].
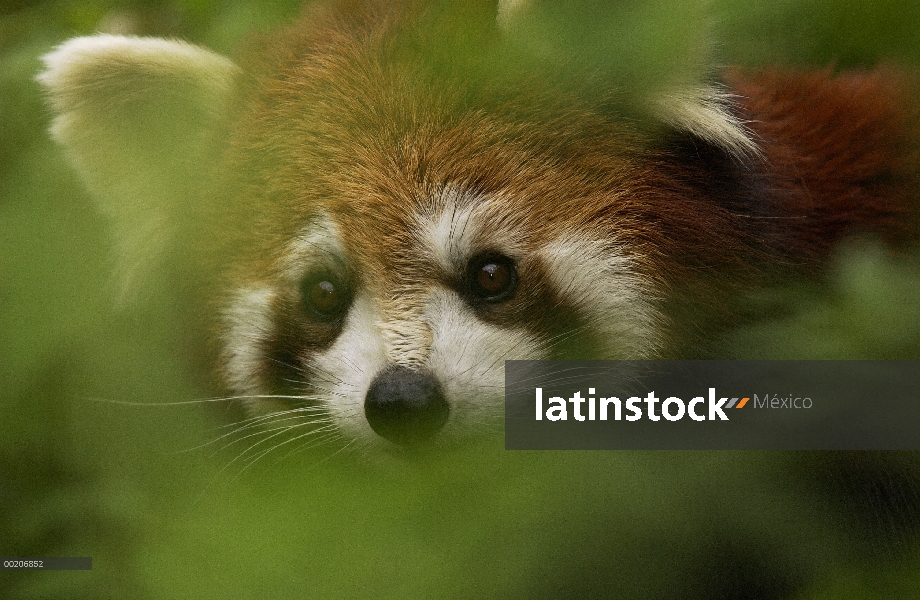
[[364, 366, 449, 445]]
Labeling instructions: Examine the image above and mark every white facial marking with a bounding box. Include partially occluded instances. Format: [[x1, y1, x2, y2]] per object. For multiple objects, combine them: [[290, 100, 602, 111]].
[[311, 292, 388, 441], [378, 308, 432, 369], [423, 191, 478, 273], [427, 288, 544, 433], [281, 214, 346, 284], [539, 236, 662, 358], [310, 286, 542, 442], [223, 287, 276, 397], [419, 187, 526, 273]]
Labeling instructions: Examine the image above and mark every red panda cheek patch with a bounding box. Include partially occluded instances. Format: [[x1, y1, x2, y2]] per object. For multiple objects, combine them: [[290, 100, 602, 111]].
[[309, 292, 389, 440], [537, 237, 663, 358], [424, 287, 543, 429], [221, 286, 277, 401], [416, 187, 527, 276]]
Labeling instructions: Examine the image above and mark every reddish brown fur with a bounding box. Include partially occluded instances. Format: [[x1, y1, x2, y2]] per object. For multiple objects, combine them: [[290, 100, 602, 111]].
[[731, 68, 920, 255], [197, 0, 919, 367], [642, 69, 920, 352]]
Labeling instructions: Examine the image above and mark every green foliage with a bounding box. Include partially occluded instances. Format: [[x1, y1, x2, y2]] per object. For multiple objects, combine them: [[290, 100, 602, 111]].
[[2, 1, 919, 599], [713, 0, 920, 67], [498, 0, 713, 107], [723, 243, 920, 359]]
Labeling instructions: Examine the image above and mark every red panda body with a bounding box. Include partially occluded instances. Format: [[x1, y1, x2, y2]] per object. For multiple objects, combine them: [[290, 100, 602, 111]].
[[39, 0, 919, 447], [731, 68, 919, 255]]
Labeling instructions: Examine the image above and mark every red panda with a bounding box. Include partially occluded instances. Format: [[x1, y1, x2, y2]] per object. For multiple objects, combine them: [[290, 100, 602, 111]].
[[37, 0, 919, 450]]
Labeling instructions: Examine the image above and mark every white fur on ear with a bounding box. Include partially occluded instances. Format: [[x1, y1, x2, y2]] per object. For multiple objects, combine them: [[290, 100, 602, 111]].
[[654, 85, 762, 161], [37, 35, 241, 299]]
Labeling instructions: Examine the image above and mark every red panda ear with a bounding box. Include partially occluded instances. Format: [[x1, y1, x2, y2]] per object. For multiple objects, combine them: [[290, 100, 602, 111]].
[[652, 85, 762, 162], [37, 35, 241, 300]]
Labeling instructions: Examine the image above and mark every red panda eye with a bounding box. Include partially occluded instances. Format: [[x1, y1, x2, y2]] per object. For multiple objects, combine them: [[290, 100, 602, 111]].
[[468, 254, 517, 302], [301, 275, 348, 319]]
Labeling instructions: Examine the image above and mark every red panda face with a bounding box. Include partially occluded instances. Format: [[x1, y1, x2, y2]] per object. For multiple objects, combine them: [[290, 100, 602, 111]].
[[200, 7, 718, 447], [217, 70, 664, 446], [219, 190, 664, 446]]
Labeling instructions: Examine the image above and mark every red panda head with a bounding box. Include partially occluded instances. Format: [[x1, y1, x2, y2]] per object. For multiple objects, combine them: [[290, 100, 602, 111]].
[[208, 3, 676, 446], [37, 0, 917, 449]]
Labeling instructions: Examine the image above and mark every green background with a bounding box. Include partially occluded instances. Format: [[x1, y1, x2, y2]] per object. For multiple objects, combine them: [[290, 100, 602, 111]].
[[2, 1, 920, 598]]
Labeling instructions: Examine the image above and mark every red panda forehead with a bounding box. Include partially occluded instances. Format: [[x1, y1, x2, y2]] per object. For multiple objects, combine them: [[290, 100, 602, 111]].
[[255, 110, 646, 287], [307, 187, 516, 284], [228, 5, 650, 282], [236, 5, 644, 198], [347, 187, 520, 266], [307, 179, 635, 291], [221, 97, 643, 295], [244, 86, 635, 193], [231, 102, 644, 265]]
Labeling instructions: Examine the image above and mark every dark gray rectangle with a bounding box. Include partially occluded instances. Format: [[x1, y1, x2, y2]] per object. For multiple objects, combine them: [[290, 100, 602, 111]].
[[505, 361, 920, 450], [1, 557, 92, 570]]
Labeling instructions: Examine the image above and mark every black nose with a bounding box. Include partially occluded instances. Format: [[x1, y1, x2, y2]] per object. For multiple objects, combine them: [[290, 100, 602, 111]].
[[364, 366, 449, 445]]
